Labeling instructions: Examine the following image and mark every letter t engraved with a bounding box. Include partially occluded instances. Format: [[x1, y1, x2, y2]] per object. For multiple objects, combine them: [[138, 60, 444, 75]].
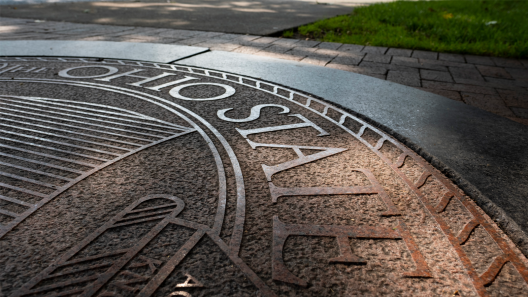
[[246, 139, 400, 217]]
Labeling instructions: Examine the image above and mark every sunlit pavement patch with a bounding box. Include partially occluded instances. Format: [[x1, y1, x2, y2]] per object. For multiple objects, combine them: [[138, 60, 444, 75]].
[[0, 58, 527, 296]]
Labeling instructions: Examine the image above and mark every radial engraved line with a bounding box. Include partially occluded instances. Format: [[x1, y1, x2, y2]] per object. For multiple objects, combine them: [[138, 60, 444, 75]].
[[8, 96, 192, 130], [0, 96, 186, 130], [0, 107, 167, 139], [1, 79, 233, 243], [0, 118, 144, 147], [2, 78, 256, 295], [0, 94, 196, 238], [0, 101, 177, 135]]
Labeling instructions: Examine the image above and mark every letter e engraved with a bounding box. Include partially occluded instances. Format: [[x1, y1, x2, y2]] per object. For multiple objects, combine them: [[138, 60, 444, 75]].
[[272, 217, 432, 287], [272, 216, 401, 286], [10, 195, 186, 297], [261, 143, 432, 285]]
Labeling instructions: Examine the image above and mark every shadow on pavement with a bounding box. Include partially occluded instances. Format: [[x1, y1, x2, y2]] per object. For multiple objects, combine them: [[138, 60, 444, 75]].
[[0, 0, 359, 35]]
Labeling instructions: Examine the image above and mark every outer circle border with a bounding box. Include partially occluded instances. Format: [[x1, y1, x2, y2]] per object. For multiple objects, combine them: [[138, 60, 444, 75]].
[[1, 57, 528, 296]]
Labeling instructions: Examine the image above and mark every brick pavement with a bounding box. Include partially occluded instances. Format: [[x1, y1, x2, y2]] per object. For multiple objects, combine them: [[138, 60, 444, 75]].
[[1, 17, 527, 125]]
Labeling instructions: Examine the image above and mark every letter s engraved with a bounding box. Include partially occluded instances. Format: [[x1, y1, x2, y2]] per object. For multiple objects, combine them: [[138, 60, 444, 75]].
[[217, 104, 290, 123]]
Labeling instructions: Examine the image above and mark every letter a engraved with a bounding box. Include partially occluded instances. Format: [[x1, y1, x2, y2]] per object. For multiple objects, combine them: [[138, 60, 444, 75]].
[[166, 273, 203, 297], [176, 273, 204, 288]]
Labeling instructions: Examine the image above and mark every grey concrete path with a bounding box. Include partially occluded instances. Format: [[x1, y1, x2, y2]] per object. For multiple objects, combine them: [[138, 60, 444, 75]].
[[1, 17, 526, 126], [0, 0, 359, 35], [0, 0, 396, 6]]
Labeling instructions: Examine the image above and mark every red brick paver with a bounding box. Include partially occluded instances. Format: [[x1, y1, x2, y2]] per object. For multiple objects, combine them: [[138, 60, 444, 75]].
[[1, 17, 526, 125]]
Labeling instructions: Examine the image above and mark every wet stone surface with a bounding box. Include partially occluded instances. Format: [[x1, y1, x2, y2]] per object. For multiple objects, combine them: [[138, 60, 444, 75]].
[[0, 58, 527, 297]]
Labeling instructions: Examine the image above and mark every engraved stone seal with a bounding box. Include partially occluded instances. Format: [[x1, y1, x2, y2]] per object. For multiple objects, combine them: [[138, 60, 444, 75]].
[[0, 58, 527, 296]]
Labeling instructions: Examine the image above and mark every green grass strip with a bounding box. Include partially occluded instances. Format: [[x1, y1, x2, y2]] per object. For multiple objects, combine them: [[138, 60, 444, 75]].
[[285, 0, 527, 58]]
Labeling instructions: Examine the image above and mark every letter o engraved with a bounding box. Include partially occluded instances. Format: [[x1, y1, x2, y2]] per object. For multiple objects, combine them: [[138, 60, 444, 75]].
[[169, 83, 235, 101], [58, 66, 119, 78]]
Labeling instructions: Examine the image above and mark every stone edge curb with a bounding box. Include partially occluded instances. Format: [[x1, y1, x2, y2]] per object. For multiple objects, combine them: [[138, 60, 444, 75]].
[[0, 40, 209, 63], [328, 94, 528, 257]]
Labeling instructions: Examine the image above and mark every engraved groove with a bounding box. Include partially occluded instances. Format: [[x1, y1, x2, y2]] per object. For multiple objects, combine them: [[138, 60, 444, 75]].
[[0, 160, 74, 181], [435, 192, 455, 213], [415, 172, 432, 188], [0, 102, 176, 135], [2, 96, 188, 130], [0, 171, 60, 189], [0, 182, 48, 198], [2, 58, 527, 296], [46, 263, 112, 278], [0, 95, 195, 238], [0, 135, 114, 161], [0, 144, 98, 168], [458, 220, 480, 245], [0, 208, 19, 218], [0, 115, 144, 146], [0, 122, 136, 151], [0, 128, 126, 156], [0, 194, 33, 207], [480, 254, 509, 286], [0, 108, 163, 140], [10, 195, 185, 297]]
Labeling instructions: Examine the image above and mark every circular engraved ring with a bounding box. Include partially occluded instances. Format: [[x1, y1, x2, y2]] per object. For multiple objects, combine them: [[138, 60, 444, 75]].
[[0, 57, 527, 297]]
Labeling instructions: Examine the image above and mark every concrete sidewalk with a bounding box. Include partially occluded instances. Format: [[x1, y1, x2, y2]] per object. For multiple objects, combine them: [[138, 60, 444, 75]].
[[1, 17, 527, 125], [0, 0, 360, 35]]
